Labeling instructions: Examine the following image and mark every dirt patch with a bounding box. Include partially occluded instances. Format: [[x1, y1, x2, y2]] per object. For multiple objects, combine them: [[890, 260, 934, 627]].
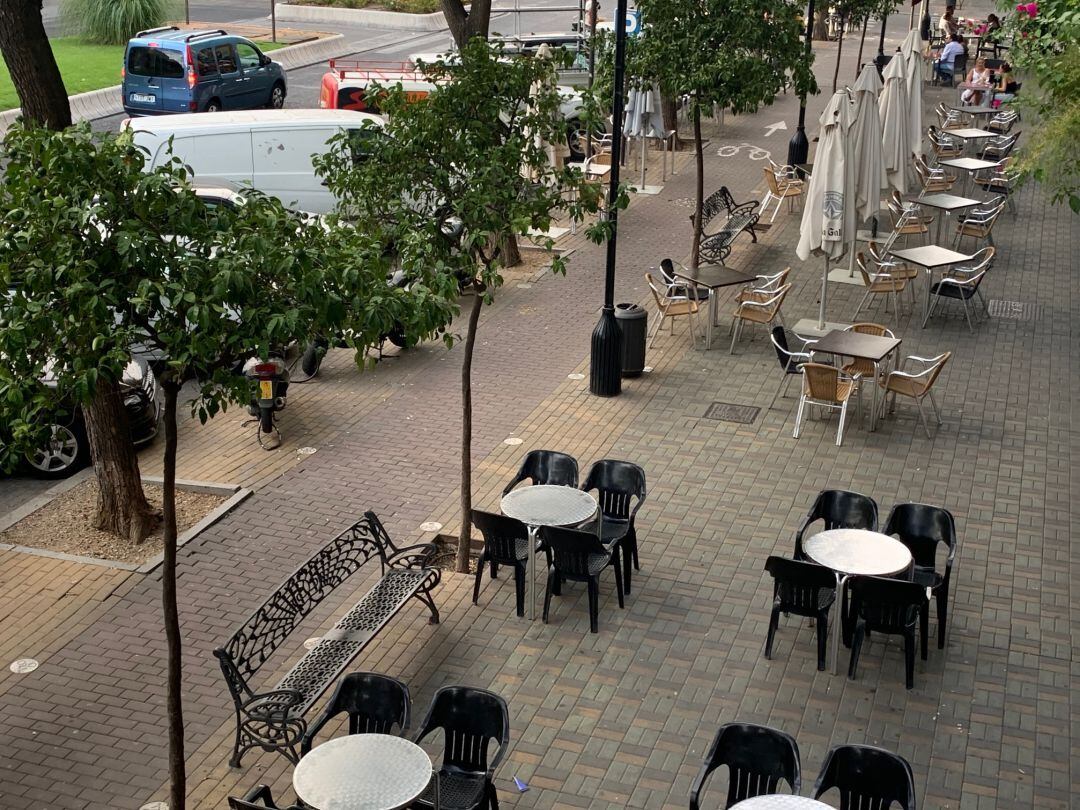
[[0, 479, 227, 565]]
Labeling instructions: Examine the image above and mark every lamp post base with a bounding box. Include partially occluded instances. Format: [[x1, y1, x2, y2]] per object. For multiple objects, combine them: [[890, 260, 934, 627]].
[[589, 306, 623, 396], [787, 124, 809, 167]]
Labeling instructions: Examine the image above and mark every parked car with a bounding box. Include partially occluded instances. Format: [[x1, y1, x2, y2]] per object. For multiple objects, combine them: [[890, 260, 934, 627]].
[[122, 26, 287, 116], [24, 358, 160, 479], [124, 109, 384, 214]]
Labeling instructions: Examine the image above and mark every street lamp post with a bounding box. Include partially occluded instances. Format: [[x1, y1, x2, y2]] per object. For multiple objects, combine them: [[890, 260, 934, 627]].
[[786, 0, 817, 167], [875, 10, 890, 75], [589, 0, 629, 397]]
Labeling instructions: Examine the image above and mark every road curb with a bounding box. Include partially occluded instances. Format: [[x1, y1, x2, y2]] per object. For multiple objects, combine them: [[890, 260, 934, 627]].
[[0, 32, 346, 133], [275, 3, 449, 31]]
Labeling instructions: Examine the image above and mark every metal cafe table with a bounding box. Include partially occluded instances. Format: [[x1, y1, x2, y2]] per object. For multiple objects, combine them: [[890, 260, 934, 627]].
[[889, 245, 974, 323], [943, 126, 995, 155], [730, 797, 832, 809], [500, 484, 598, 620], [937, 157, 1000, 198], [293, 734, 433, 810], [803, 529, 913, 675], [910, 192, 980, 243], [808, 329, 902, 431], [671, 264, 759, 350]]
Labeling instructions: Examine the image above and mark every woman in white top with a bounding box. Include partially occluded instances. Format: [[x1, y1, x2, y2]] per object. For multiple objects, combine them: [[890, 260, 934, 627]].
[[962, 57, 992, 105]]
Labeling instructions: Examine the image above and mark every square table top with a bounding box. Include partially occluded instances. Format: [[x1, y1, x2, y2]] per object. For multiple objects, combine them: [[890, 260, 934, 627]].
[[891, 245, 974, 269], [673, 264, 758, 289], [912, 193, 982, 211], [811, 330, 902, 363], [947, 127, 996, 139], [947, 104, 996, 116], [939, 157, 1000, 172]]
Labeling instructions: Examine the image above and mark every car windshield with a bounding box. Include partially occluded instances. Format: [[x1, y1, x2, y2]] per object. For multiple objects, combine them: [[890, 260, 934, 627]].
[[127, 46, 185, 78]]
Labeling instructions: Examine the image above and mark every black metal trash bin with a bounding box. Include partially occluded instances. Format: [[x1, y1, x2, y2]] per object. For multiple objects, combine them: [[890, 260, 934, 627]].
[[615, 303, 647, 378]]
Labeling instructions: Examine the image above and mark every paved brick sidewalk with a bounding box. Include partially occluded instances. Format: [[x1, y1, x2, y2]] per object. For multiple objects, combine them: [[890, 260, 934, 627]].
[[2, 9, 1077, 809]]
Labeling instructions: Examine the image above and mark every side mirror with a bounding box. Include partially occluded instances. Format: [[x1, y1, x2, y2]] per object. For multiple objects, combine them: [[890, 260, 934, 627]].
[[260, 54, 271, 66]]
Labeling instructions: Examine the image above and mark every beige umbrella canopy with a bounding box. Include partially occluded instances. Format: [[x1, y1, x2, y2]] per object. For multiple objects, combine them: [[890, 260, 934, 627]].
[[851, 65, 886, 224], [879, 55, 911, 195], [901, 30, 925, 158]]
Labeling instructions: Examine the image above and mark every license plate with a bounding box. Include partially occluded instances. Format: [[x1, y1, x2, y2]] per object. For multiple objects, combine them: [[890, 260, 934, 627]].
[[130, 93, 155, 104], [259, 380, 274, 400]]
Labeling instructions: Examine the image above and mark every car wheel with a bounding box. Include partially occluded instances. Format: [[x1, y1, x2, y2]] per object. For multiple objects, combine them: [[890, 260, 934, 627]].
[[566, 119, 587, 162], [205, 98, 222, 112], [25, 422, 90, 480], [268, 82, 286, 109]]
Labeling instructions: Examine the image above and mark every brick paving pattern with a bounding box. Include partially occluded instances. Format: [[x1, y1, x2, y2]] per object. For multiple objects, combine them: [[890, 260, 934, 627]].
[[1, 11, 1077, 809]]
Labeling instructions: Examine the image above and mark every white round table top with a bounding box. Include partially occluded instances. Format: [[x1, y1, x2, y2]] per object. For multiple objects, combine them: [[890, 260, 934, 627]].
[[804, 528, 912, 577], [729, 796, 832, 810], [500, 484, 598, 527], [293, 734, 432, 810]]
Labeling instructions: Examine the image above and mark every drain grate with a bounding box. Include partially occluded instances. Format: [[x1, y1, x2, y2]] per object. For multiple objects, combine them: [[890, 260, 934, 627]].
[[704, 402, 760, 424], [987, 300, 1041, 320]]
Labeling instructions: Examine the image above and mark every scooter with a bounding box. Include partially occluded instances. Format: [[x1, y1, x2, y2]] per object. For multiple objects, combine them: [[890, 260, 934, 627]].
[[242, 356, 289, 449]]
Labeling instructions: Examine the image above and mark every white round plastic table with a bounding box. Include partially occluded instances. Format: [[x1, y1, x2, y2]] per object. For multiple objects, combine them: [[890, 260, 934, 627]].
[[292, 734, 432, 810], [500, 484, 598, 620], [729, 797, 832, 809], [803, 528, 913, 674]]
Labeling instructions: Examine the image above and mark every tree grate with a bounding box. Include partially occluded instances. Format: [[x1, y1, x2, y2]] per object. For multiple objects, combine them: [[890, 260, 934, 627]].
[[704, 402, 760, 424], [987, 300, 1041, 320]]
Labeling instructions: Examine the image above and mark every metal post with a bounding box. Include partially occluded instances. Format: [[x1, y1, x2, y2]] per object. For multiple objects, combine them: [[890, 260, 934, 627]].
[[185, 0, 190, 24], [271, 0, 277, 43], [586, 0, 597, 160], [589, 0, 629, 397], [787, 0, 816, 167], [876, 11, 889, 77]]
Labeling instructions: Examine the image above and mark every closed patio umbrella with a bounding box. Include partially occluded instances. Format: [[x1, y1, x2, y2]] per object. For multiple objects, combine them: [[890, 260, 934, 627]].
[[796, 91, 856, 329], [879, 55, 911, 195], [623, 82, 665, 191], [901, 29, 924, 158], [851, 64, 886, 224]]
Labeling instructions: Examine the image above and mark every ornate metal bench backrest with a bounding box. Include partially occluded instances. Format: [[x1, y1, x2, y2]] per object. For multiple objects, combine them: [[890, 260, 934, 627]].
[[213, 511, 397, 701], [700, 187, 739, 227]]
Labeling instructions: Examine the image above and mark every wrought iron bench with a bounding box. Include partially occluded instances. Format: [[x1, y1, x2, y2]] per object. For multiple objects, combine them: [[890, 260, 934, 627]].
[[213, 511, 440, 767], [694, 186, 760, 265]]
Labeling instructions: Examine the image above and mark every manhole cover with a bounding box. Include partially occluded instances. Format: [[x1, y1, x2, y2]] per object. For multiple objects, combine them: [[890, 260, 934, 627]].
[[9, 658, 38, 674], [297, 446, 317, 456], [419, 521, 443, 533], [303, 638, 322, 650], [704, 402, 760, 424], [987, 300, 1040, 320], [567, 372, 586, 380], [517, 283, 533, 289], [503, 437, 524, 446], [140, 803, 169, 810]]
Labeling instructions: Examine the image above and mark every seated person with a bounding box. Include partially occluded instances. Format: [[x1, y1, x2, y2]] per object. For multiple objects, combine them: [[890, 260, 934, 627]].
[[961, 57, 993, 105], [935, 34, 965, 83], [995, 62, 1019, 103]]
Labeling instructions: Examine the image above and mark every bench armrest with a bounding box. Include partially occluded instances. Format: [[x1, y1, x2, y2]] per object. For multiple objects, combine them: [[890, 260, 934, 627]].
[[386, 542, 438, 571], [243, 688, 306, 720]]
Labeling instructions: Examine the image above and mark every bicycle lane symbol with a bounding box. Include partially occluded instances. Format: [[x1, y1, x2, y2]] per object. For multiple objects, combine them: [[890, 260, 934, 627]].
[[716, 142, 772, 161]]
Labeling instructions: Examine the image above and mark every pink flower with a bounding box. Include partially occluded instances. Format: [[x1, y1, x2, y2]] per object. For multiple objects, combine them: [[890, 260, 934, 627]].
[[1015, 3, 1024, 10], [1025, 2, 1037, 16]]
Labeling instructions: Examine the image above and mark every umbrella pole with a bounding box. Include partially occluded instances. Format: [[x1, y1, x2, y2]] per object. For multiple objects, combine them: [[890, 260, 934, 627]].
[[819, 256, 829, 330], [640, 133, 646, 188]]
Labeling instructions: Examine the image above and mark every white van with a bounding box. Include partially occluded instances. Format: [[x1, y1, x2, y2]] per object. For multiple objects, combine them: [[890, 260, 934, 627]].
[[124, 109, 384, 214]]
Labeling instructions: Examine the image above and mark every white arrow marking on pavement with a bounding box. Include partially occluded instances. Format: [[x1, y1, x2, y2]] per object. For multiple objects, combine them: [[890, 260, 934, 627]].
[[764, 121, 788, 137]]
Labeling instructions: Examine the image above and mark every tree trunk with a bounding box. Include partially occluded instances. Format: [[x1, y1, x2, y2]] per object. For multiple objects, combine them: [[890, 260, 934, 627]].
[[456, 290, 485, 574], [813, 7, 829, 41], [689, 104, 704, 270], [83, 378, 160, 543], [160, 380, 186, 810], [833, 14, 847, 92], [499, 233, 522, 268], [661, 94, 681, 148], [0, 0, 72, 129], [856, 16, 869, 79], [440, 0, 494, 48]]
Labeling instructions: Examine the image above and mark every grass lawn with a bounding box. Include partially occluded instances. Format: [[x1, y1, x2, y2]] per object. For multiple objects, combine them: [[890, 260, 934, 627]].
[[0, 38, 286, 112]]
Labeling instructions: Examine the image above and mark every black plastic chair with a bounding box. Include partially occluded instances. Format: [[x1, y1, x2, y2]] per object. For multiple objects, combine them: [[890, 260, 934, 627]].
[[412, 686, 510, 810], [541, 525, 623, 633], [794, 489, 879, 560], [768, 326, 815, 409], [660, 257, 711, 302], [501, 449, 579, 495], [228, 785, 301, 810], [471, 509, 533, 617], [581, 459, 646, 595], [689, 722, 801, 809], [299, 672, 411, 756], [884, 503, 957, 656], [763, 556, 837, 671], [813, 744, 917, 810], [846, 576, 926, 689]]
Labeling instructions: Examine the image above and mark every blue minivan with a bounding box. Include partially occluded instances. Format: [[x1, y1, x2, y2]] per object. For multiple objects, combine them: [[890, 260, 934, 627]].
[[122, 27, 287, 116]]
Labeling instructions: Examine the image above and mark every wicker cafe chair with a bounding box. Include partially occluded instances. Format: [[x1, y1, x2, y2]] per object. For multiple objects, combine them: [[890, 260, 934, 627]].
[[853, 253, 907, 327], [973, 158, 1018, 214], [411, 686, 510, 810], [978, 131, 1020, 161], [813, 744, 917, 810], [878, 352, 951, 437], [228, 786, 301, 810], [927, 125, 963, 162], [736, 267, 791, 305], [868, 240, 919, 306], [913, 153, 958, 193], [760, 163, 805, 222], [793, 362, 860, 447], [767, 326, 816, 410], [690, 722, 802, 809], [646, 272, 699, 348], [299, 672, 410, 756], [885, 198, 931, 247], [924, 246, 995, 331], [987, 109, 1019, 134], [659, 257, 712, 305], [952, 198, 1006, 251], [840, 323, 894, 389], [730, 283, 791, 355], [763, 556, 836, 671]]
